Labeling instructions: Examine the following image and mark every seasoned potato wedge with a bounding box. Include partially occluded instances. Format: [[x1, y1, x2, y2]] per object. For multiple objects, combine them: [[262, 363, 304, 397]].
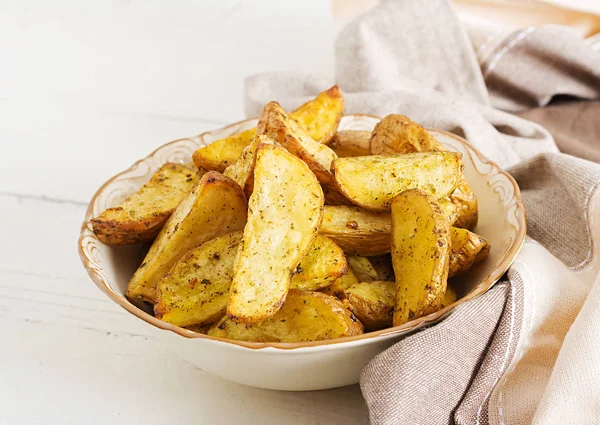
[[344, 281, 395, 331], [126, 172, 248, 305], [289, 85, 344, 144], [192, 86, 344, 171], [347, 256, 378, 282], [154, 231, 242, 327], [329, 130, 371, 157], [449, 228, 490, 278], [290, 236, 347, 291], [442, 285, 458, 308], [223, 134, 275, 198], [391, 189, 450, 326], [184, 324, 211, 334], [332, 152, 463, 212], [258, 101, 338, 187], [368, 254, 395, 281], [91, 163, 198, 245], [227, 144, 324, 324], [319, 205, 392, 256], [211, 290, 362, 342], [321, 266, 360, 300], [370, 114, 477, 228]]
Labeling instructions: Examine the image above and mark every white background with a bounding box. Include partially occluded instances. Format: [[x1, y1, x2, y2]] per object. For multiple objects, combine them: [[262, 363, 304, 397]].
[[1, 1, 598, 424]]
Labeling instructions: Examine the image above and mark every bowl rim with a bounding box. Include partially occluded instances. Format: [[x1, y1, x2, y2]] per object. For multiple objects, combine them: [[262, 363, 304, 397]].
[[78, 114, 526, 351]]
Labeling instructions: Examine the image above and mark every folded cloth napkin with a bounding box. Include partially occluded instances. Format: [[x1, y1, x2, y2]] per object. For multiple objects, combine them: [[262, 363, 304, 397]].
[[245, 1, 600, 423]]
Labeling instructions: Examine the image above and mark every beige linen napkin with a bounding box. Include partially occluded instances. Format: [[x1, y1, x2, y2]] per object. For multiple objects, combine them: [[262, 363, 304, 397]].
[[245, 1, 600, 423]]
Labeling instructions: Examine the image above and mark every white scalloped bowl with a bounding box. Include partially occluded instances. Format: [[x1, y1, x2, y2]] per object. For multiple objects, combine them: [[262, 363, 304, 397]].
[[79, 115, 525, 391]]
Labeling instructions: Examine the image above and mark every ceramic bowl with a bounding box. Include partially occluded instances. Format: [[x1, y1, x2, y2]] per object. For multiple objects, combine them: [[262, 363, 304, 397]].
[[78, 115, 526, 391]]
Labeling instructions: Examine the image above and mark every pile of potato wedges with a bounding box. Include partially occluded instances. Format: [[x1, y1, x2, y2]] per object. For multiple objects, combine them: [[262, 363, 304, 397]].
[[91, 86, 490, 342]]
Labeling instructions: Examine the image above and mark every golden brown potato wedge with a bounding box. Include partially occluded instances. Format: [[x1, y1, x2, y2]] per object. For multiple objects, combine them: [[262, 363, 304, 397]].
[[347, 256, 378, 282], [370, 114, 477, 228], [321, 266, 360, 300], [257, 101, 338, 187], [368, 254, 395, 281], [319, 205, 392, 256], [329, 130, 371, 157], [210, 290, 362, 342], [344, 281, 395, 331], [91, 163, 198, 246], [332, 152, 463, 212], [126, 172, 248, 306], [154, 231, 242, 327], [442, 285, 458, 308], [391, 189, 450, 326], [449, 228, 490, 278], [289, 85, 344, 144], [192, 86, 344, 171], [290, 236, 347, 291], [227, 144, 324, 324], [223, 134, 275, 198]]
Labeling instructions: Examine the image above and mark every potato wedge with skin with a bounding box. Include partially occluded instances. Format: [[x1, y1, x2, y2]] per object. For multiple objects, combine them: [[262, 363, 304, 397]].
[[333, 152, 463, 212], [391, 189, 450, 326], [126, 172, 248, 306], [290, 236, 347, 291], [192, 86, 344, 171], [370, 114, 478, 229], [223, 134, 275, 198], [319, 205, 392, 256], [344, 281, 395, 331], [329, 130, 371, 157], [211, 290, 362, 342], [227, 144, 324, 324], [154, 231, 242, 327], [347, 256, 378, 282], [321, 266, 360, 300], [368, 254, 395, 281], [91, 163, 198, 246], [258, 101, 338, 187], [449, 228, 490, 278]]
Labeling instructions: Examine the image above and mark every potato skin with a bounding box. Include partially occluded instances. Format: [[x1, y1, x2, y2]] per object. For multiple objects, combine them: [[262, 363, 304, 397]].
[[154, 231, 243, 327], [91, 163, 198, 245], [192, 85, 344, 171], [449, 228, 490, 277], [370, 114, 478, 229], [344, 281, 395, 331], [333, 152, 463, 212], [126, 172, 248, 306], [210, 290, 362, 343], [290, 236, 347, 291], [391, 189, 450, 326], [226, 144, 324, 324], [319, 205, 392, 256], [329, 130, 371, 157]]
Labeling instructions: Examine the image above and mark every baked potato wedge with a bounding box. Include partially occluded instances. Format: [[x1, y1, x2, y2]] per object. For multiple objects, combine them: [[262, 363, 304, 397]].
[[332, 152, 463, 212], [344, 281, 395, 331], [227, 144, 324, 324], [442, 285, 457, 308], [329, 130, 371, 157], [319, 205, 392, 256], [368, 254, 395, 281], [391, 189, 450, 326], [370, 114, 477, 228], [449, 228, 490, 278], [91, 163, 198, 245], [154, 231, 242, 327], [321, 266, 360, 299], [126, 172, 248, 306], [290, 236, 347, 291], [223, 134, 275, 198], [347, 256, 378, 282], [192, 86, 344, 171], [211, 290, 362, 342]]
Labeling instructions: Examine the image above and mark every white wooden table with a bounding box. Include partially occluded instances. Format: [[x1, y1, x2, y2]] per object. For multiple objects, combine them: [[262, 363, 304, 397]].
[[0, 2, 368, 424]]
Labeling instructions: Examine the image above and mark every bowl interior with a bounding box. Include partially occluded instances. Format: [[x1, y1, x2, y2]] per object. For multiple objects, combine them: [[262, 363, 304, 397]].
[[79, 115, 525, 348]]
